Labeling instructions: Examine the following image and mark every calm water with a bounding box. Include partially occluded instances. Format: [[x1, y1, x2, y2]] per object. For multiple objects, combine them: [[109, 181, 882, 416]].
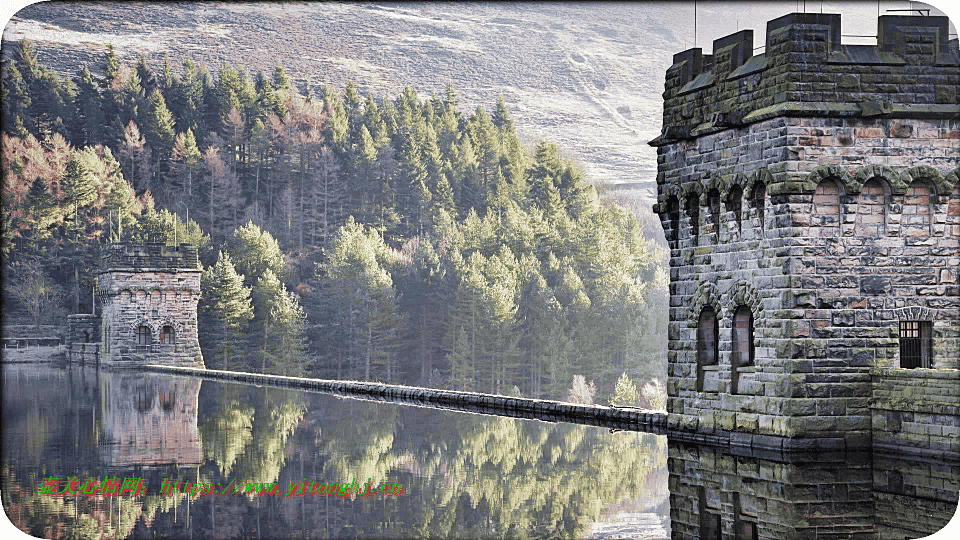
[[2, 363, 958, 539], [2, 364, 669, 539]]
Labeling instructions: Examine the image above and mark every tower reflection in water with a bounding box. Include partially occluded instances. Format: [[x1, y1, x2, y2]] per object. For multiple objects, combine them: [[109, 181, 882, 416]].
[[669, 443, 959, 539]]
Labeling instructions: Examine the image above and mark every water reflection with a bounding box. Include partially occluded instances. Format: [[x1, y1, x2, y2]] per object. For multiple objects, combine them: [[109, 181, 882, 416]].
[[2, 364, 668, 539], [669, 444, 959, 539]]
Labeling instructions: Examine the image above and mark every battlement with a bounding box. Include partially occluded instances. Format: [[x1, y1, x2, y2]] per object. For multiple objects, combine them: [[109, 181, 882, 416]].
[[100, 242, 200, 273], [651, 13, 960, 146]]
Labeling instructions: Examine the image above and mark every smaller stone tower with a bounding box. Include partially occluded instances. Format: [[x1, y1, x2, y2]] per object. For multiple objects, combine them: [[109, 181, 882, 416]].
[[97, 242, 204, 368]]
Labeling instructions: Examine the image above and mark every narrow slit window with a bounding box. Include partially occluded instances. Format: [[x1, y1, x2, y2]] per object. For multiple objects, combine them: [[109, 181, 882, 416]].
[[727, 186, 744, 237], [687, 195, 700, 244], [667, 196, 680, 246], [899, 321, 932, 368], [699, 486, 720, 540], [752, 182, 766, 232], [708, 189, 722, 243]]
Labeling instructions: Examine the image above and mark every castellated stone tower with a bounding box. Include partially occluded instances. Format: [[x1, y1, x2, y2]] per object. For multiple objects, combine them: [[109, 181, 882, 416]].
[[651, 13, 960, 453], [97, 242, 204, 368]]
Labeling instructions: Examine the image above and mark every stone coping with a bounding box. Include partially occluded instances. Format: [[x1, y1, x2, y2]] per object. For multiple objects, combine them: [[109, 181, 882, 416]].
[[870, 367, 960, 380], [141, 364, 669, 433]]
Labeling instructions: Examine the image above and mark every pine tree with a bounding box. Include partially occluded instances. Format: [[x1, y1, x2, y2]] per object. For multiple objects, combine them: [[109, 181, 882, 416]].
[[225, 220, 288, 288], [2, 61, 32, 135], [202, 145, 243, 242], [144, 89, 177, 201], [171, 128, 202, 200], [609, 372, 639, 407], [71, 67, 105, 147], [61, 153, 99, 313], [491, 95, 513, 133], [200, 251, 254, 369], [118, 120, 152, 193]]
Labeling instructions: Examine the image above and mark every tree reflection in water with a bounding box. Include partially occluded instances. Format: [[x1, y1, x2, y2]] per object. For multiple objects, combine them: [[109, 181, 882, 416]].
[[2, 365, 668, 539]]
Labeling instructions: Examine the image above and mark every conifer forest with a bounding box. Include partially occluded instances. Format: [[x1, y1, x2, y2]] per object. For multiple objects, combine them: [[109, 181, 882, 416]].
[[2, 41, 668, 403]]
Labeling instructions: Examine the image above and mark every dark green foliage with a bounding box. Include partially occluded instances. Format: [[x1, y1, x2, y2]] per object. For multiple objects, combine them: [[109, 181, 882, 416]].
[[199, 251, 255, 369]]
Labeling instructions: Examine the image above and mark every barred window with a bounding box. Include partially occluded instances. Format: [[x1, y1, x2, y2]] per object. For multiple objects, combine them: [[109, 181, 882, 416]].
[[899, 321, 932, 368]]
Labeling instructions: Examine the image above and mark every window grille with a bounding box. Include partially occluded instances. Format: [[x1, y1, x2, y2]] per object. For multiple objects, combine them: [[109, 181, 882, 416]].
[[899, 321, 932, 368]]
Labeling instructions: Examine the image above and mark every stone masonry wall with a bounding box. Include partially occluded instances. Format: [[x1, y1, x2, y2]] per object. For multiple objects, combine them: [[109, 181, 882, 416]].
[[872, 452, 960, 539], [654, 14, 960, 154], [871, 368, 960, 459]]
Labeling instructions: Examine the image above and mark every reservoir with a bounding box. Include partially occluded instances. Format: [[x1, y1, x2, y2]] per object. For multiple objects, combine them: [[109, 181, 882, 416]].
[[2, 362, 956, 539]]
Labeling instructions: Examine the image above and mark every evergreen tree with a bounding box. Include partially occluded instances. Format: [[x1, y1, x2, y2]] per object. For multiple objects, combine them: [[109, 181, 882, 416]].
[[2, 60, 32, 135], [225, 220, 288, 288], [71, 67, 105, 147], [144, 89, 177, 200], [199, 251, 255, 369], [171, 128, 202, 201], [61, 153, 99, 313]]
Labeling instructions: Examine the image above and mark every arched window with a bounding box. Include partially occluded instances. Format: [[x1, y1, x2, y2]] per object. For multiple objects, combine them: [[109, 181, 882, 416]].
[[855, 178, 888, 237], [697, 307, 718, 392], [732, 306, 754, 395], [708, 189, 722, 243], [136, 325, 151, 346], [751, 182, 766, 233], [686, 194, 700, 244], [812, 179, 841, 237], [666, 195, 680, 246], [726, 186, 744, 237], [160, 325, 175, 344]]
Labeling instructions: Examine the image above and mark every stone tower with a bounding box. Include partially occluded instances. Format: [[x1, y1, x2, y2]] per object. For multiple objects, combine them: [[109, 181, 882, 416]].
[[97, 242, 204, 368], [651, 13, 960, 452]]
